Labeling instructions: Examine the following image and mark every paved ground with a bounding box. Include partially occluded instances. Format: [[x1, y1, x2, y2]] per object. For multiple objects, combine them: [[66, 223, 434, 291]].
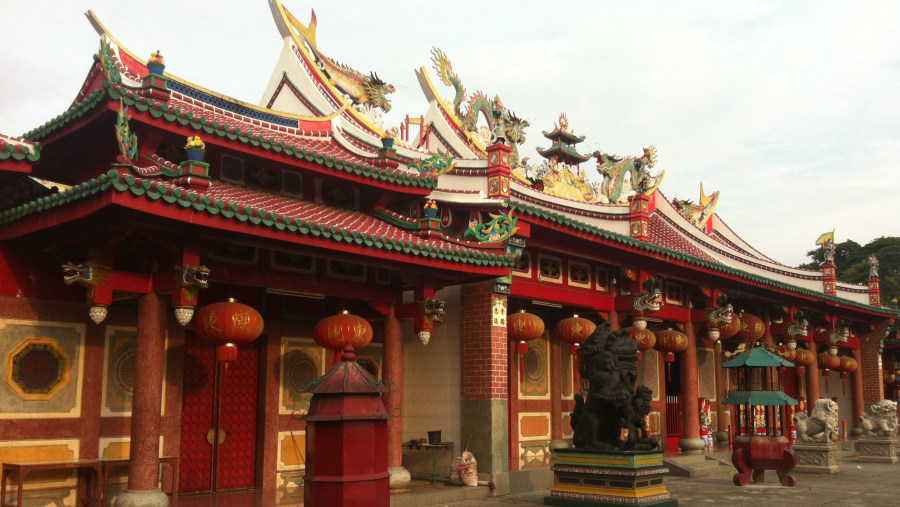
[[437, 457, 900, 506]]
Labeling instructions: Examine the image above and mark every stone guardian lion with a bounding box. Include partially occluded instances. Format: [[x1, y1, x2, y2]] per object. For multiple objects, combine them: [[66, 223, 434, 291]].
[[859, 399, 899, 437], [793, 398, 839, 443]]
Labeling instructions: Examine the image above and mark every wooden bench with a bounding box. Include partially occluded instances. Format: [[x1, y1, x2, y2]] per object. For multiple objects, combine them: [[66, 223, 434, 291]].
[[2, 456, 179, 507], [1, 460, 102, 507]]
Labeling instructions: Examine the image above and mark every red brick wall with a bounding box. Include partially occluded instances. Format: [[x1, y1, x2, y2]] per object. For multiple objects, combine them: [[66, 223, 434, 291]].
[[460, 281, 508, 400], [861, 323, 887, 403]]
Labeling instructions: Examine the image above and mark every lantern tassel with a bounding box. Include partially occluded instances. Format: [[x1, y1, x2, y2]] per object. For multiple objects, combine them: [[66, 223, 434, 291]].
[[217, 343, 238, 364]]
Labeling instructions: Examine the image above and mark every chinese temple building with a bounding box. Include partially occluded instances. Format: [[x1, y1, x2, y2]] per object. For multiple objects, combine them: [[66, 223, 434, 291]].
[[0, 2, 896, 505]]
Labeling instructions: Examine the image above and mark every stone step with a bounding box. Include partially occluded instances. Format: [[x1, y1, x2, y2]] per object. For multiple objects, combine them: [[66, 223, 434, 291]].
[[664, 454, 733, 478]]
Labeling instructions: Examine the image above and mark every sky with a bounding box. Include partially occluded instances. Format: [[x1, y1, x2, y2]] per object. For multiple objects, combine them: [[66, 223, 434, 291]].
[[1, 1, 897, 267]]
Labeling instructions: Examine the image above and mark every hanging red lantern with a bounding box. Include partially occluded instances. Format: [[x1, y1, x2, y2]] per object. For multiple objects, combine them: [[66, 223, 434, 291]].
[[628, 327, 656, 361], [195, 298, 264, 364], [719, 313, 743, 341], [817, 352, 841, 371], [838, 356, 858, 373], [507, 310, 545, 354], [778, 344, 797, 363], [836, 356, 858, 395], [555, 315, 596, 355], [734, 312, 765, 343], [818, 352, 840, 391], [793, 348, 815, 367], [314, 310, 374, 351], [655, 328, 688, 382]]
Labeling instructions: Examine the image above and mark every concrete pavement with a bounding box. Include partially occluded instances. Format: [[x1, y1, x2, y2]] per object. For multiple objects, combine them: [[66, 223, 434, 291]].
[[435, 453, 900, 506]]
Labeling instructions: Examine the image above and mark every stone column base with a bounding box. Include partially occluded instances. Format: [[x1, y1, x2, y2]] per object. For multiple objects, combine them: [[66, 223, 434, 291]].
[[792, 441, 840, 473], [857, 437, 899, 463], [678, 437, 706, 455], [389, 466, 411, 490], [114, 489, 170, 507]]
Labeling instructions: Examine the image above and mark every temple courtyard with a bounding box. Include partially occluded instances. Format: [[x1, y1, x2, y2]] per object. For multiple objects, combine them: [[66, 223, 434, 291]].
[[442, 448, 900, 507]]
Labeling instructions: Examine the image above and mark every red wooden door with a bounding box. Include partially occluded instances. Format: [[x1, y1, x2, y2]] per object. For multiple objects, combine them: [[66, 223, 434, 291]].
[[180, 335, 259, 493]]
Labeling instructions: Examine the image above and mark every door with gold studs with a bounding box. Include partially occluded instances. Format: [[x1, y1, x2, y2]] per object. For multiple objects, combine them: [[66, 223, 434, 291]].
[[179, 334, 259, 493]]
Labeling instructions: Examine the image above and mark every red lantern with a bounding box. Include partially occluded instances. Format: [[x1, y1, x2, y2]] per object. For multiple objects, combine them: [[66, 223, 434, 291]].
[[793, 348, 815, 367], [630, 327, 657, 351], [655, 328, 688, 382], [629, 327, 656, 361], [555, 315, 596, 355], [734, 312, 764, 343], [837, 356, 858, 394], [817, 352, 841, 371], [508, 310, 545, 354], [719, 313, 742, 341], [314, 310, 373, 351], [818, 352, 840, 391], [778, 345, 797, 363], [195, 298, 264, 364]]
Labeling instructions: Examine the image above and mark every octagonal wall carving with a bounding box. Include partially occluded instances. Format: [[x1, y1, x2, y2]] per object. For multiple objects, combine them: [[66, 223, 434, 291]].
[[0, 320, 85, 418]]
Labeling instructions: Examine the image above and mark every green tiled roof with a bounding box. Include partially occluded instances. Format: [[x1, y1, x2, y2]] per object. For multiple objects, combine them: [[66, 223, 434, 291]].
[[0, 171, 512, 269], [509, 200, 898, 316]]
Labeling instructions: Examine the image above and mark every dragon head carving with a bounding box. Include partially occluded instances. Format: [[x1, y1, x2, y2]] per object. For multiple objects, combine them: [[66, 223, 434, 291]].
[[632, 289, 662, 315], [705, 304, 734, 328], [178, 265, 210, 289], [787, 319, 809, 338], [503, 112, 529, 145], [418, 298, 447, 325], [363, 72, 396, 112], [62, 261, 108, 288]]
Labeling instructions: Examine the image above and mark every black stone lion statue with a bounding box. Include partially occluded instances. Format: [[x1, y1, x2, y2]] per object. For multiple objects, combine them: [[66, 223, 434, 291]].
[[570, 322, 658, 451]]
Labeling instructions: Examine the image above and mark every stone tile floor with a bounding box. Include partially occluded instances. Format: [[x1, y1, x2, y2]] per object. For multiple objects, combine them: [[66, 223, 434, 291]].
[[440, 457, 900, 506], [175, 452, 900, 506]]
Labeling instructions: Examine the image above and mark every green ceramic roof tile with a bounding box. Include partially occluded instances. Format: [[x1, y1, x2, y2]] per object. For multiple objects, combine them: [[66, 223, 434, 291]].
[[0, 171, 513, 271], [508, 200, 896, 315]]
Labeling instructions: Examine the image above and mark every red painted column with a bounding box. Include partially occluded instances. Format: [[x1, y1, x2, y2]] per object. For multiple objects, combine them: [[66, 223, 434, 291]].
[[608, 309, 620, 331], [851, 348, 865, 430], [383, 306, 408, 487], [678, 320, 704, 453], [805, 341, 821, 412], [714, 340, 729, 442], [550, 338, 562, 440], [128, 293, 166, 491]]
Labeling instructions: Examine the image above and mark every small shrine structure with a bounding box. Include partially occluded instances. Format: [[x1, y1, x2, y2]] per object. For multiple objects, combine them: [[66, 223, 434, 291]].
[[723, 345, 797, 486]]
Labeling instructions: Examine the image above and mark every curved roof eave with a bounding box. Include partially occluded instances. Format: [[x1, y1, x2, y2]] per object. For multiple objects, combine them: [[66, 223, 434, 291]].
[[0, 170, 514, 276]]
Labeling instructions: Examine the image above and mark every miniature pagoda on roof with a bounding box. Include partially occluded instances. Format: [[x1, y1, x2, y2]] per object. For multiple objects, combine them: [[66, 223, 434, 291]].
[[537, 113, 591, 167]]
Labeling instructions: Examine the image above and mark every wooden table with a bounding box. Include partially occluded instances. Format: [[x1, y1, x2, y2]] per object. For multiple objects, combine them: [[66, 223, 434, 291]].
[[1, 460, 102, 507]]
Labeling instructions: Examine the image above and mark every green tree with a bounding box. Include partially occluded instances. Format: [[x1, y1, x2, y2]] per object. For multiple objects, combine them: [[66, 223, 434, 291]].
[[798, 236, 900, 306]]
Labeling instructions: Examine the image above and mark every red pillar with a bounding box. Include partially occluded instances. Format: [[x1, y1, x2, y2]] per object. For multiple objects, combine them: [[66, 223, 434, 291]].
[[124, 293, 168, 499], [805, 341, 821, 412], [383, 306, 408, 487], [608, 309, 620, 331], [851, 348, 865, 430], [678, 320, 704, 453], [550, 338, 562, 440], [714, 340, 729, 442]]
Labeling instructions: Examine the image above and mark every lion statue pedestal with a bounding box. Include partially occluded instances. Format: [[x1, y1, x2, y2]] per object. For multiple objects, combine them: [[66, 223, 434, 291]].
[[857, 400, 899, 464], [791, 398, 841, 473], [545, 323, 677, 506]]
